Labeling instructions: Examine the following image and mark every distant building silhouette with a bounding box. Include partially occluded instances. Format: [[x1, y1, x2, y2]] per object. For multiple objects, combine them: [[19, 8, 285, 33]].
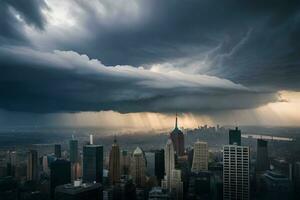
[[50, 159, 71, 199], [229, 127, 241, 145], [130, 147, 146, 187], [191, 141, 208, 173], [223, 145, 249, 200], [69, 138, 78, 163], [109, 136, 121, 185], [27, 149, 38, 181], [170, 113, 184, 156], [55, 144, 62, 158], [256, 139, 269, 171], [154, 149, 165, 183], [83, 135, 103, 183], [121, 150, 130, 175]]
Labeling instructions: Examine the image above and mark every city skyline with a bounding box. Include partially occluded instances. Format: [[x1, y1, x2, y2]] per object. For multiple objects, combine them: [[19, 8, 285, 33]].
[[0, 1, 300, 199]]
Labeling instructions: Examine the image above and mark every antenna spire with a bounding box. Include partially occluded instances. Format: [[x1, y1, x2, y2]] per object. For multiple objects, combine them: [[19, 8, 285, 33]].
[[175, 112, 178, 128]]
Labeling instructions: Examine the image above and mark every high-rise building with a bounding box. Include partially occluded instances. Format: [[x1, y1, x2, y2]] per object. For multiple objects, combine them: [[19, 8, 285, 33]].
[[170, 169, 183, 200], [27, 149, 38, 181], [55, 181, 103, 200], [120, 150, 130, 175], [155, 149, 165, 183], [170, 114, 184, 156], [83, 135, 103, 183], [229, 127, 241, 145], [223, 145, 250, 200], [6, 151, 17, 177], [256, 139, 269, 171], [55, 144, 62, 158], [191, 141, 208, 173], [50, 159, 71, 198], [293, 162, 300, 195], [109, 137, 121, 185], [130, 147, 146, 187], [161, 139, 175, 191], [69, 138, 78, 163], [145, 152, 155, 177], [42, 155, 49, 174]]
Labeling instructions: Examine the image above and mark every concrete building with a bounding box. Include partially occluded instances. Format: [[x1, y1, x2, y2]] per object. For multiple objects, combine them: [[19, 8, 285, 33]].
[[223, 145, 250, 200], [191, 140, 208, 173], [130, 147, 146, 187], [170, 169, 183, 200], [161, 139, 175, 191]]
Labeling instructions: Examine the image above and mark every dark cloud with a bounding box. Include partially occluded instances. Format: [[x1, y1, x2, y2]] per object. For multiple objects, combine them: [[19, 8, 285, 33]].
[[48, 0, 300, 91], [0, 0, 299, 114], [0, 0, 47, 44], [0, 46, 278, 113]]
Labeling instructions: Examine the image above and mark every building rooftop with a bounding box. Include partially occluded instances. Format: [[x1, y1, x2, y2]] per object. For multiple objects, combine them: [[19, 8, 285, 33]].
[[55, 182, 102, 195]]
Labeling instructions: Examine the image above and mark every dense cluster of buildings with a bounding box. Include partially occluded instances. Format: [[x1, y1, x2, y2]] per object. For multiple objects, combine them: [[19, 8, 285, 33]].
[[0, 116, 299, 200]]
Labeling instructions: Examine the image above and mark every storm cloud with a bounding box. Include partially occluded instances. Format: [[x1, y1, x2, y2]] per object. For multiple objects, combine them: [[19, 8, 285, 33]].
[[0, 0, 299, 114]]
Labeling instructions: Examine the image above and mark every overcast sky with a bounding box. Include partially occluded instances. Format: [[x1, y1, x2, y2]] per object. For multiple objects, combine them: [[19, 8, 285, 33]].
[[0, 0, 300, 130]]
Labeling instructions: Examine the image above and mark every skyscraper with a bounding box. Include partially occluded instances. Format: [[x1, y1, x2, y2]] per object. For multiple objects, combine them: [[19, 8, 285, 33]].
[[69, 138, 78, 163], [145, 152, 155, 177], [170, 169, 183, 200], [83, 135, 103, 183], [223, 145, 250, 200], [256, 139, 269, 171], [155, 149, 165, 183], [170, 114, 184, 156], [161, 139, 175, 191], [130, 147, 146, 187], [27, 149, 38, 181], [191, 141, 208, 173], [50, 159, 71, 198], [109, 136, 121, 185], [229, 127, 241, 145], [55, 144, 62, 158], [42, 155, 49, 174], [120, 150, 130, 175]]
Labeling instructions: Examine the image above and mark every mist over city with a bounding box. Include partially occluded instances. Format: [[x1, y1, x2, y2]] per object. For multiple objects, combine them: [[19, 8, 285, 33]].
[[0, 0, 300, 200]]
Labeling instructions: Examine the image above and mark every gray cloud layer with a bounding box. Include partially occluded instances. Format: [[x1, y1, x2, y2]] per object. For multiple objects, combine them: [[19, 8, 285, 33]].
[[0, 46, 278, 113], [0, 0, 298, 113]]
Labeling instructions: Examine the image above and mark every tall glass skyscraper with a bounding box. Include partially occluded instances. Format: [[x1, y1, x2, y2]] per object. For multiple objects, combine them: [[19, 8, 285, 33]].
[[256, 139, 269, 171], [69, 139, 78, 163], [229, 127, 241, 146], [55, 144, 62, 158], [83, 140, 103, 183], [50, 159, 71, 198], [154, 149, 165, 183]]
